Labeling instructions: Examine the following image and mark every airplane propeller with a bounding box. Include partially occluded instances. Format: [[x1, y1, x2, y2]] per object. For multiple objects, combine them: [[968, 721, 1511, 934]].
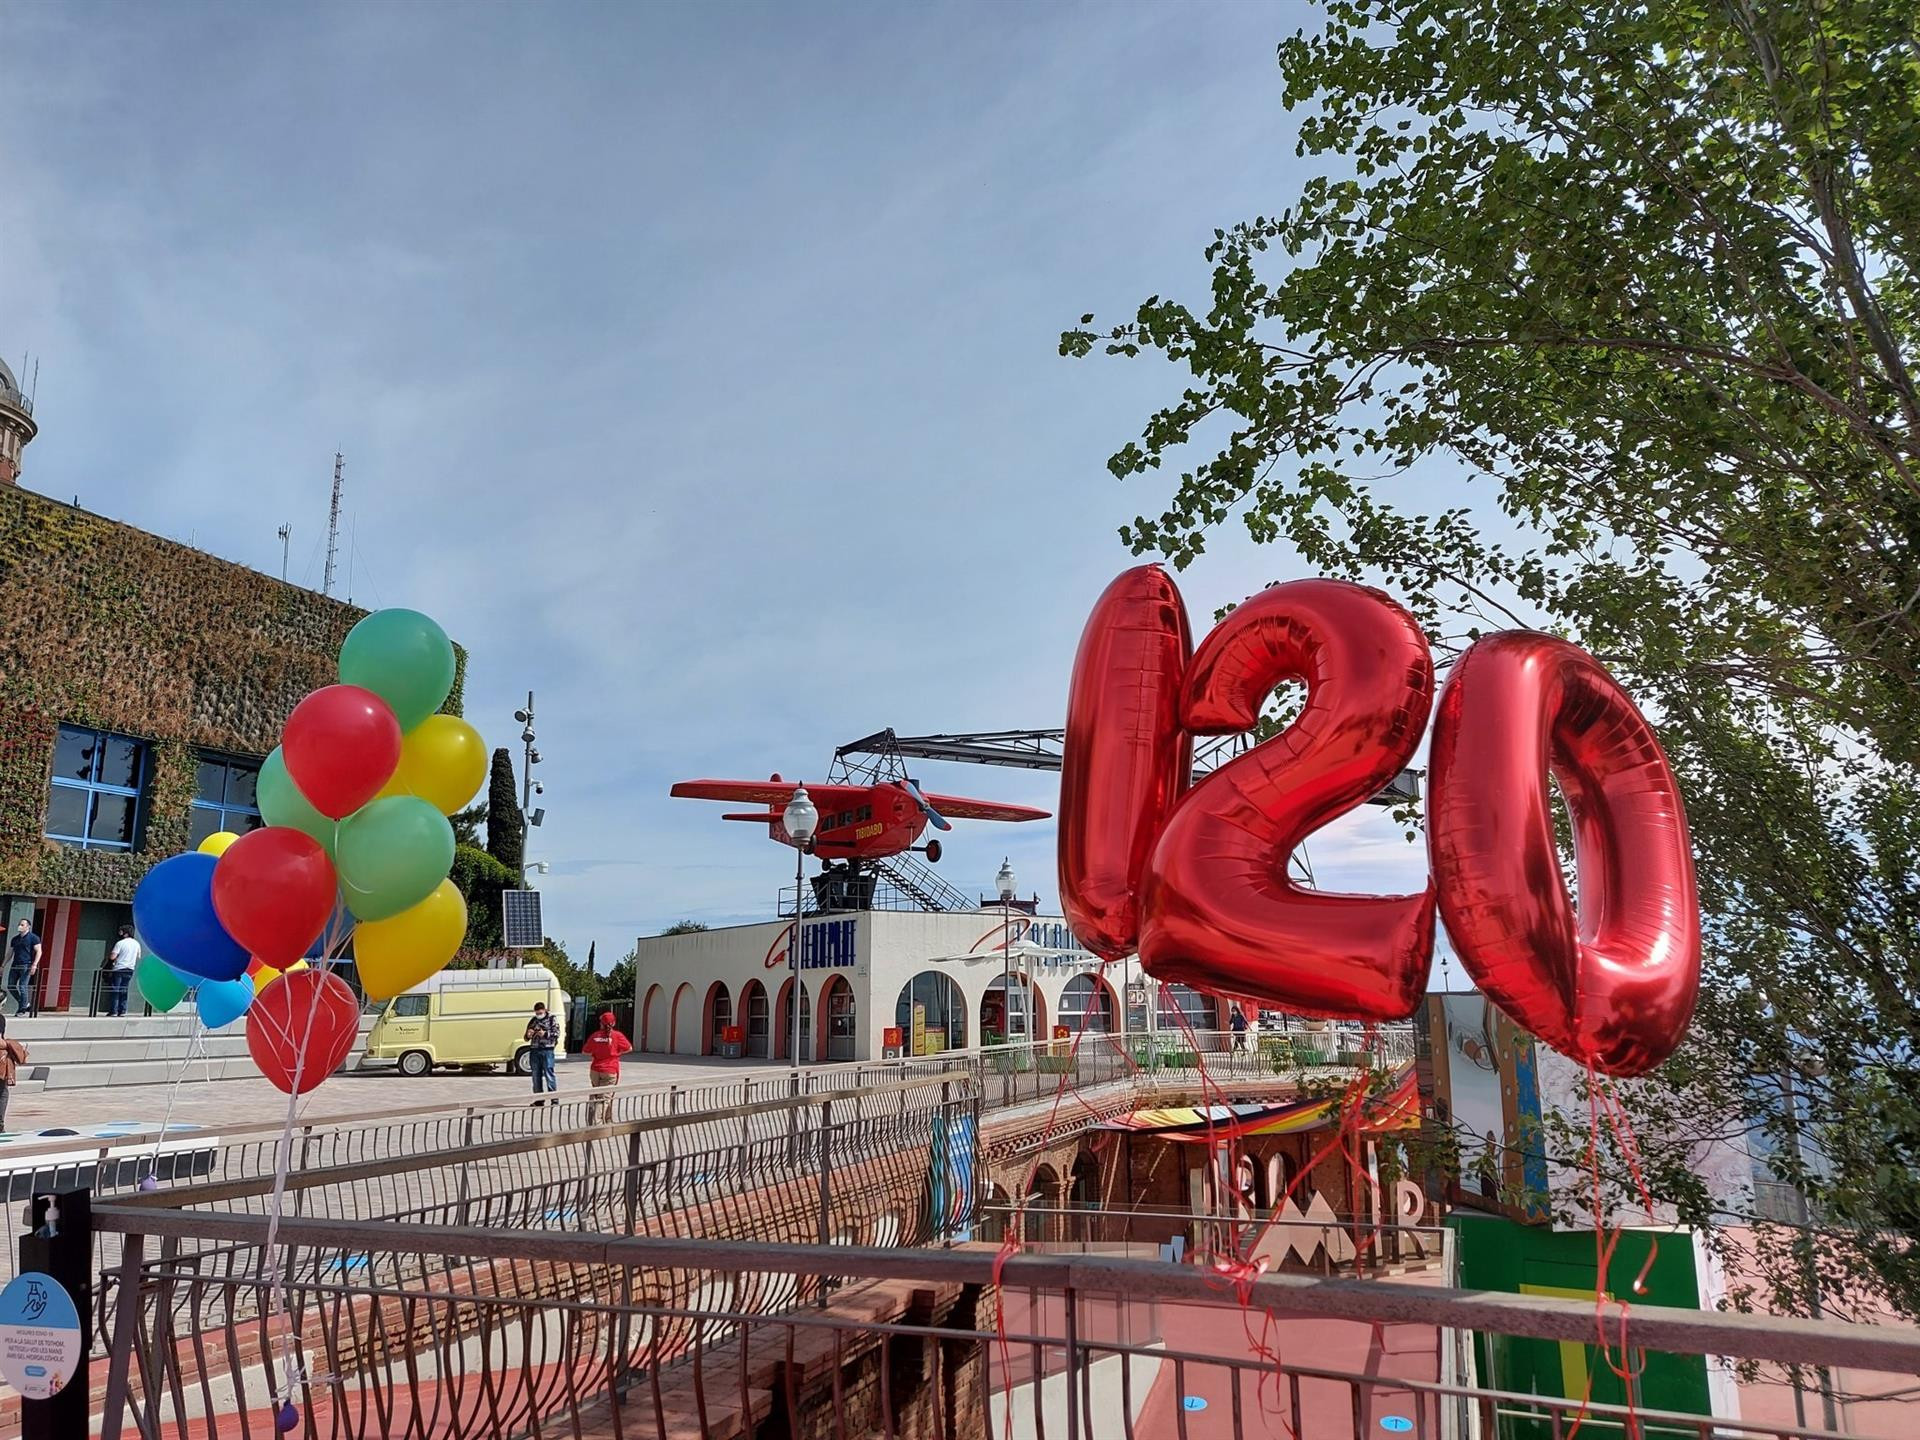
[[899, 777, 952, 832]]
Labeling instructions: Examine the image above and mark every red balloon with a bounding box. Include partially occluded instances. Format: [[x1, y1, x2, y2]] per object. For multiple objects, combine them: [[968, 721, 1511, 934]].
[[1059, 565, 1193, 962], [1137, 579, 1436, 1020], [246, 969, 361, 1095], [1428, 632, 1699, 1076], [212, 827, 338, 968], [282, 685, 402, 819]]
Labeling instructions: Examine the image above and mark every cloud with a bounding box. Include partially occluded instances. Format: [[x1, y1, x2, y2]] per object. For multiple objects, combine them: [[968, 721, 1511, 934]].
[[1, 2, 1484, 969]]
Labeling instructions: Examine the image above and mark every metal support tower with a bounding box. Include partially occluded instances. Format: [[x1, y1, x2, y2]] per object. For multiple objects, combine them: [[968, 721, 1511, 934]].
[[322, 451, 345, 597]]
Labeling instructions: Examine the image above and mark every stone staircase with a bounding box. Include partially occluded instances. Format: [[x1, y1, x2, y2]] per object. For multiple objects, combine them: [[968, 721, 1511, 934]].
[[4, 1011, 377, 1090]]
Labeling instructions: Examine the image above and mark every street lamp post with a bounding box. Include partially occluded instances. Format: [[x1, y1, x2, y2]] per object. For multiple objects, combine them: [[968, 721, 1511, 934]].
[[783, 786, 819, 1067], [996, 858, 1016, 1050]]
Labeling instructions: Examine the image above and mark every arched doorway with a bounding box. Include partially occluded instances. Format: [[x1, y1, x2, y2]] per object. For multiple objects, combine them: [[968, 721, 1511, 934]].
[[774, 977, 812, 1062], [1059, 973, 1118, 1034], [978, 1183, 1012, 1244], [704, 982, 733, 1056], [641, 984, 667, 1053], [670, 982, 699, 1054], [1069, 1151, 1102, 1241], [741, 979, 770, 1058], [982, 974, 1043, 1045], [818, 975, 856, 1062], [1026, 1165, 1059, 1242], [894, 971, 966, 1055]]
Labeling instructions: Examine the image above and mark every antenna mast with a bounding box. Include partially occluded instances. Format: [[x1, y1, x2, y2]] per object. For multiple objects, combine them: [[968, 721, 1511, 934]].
[[323, 451, 344, 596], [277, 523, 292, 582]]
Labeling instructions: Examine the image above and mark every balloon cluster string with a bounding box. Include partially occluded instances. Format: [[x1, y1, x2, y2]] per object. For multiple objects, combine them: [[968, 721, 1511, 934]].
[[258, 906, 351, 1412], [140, 1016, 208, 1188]]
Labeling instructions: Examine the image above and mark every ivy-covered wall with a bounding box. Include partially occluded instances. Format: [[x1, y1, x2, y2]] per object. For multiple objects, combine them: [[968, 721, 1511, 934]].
[[0, 485, 463, 902]]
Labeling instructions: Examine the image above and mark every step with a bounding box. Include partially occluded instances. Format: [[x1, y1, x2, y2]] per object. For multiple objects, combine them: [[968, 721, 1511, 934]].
[[9, 1015, 377, 1090]]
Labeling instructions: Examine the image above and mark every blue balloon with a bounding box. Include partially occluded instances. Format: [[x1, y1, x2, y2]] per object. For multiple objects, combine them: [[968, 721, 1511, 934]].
[[196, 977, 255, 1030], [133, 853, 250, 982]]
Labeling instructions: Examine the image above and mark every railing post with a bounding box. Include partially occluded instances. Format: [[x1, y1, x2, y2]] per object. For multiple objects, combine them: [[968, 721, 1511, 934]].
[[1063, 1282, 1080, 1440], [816, 1098, 833, 1307], [624, 1126, 643, 1234], [19, 1188, 92, 1440], [740, 1079, 754, 1176], [665, 1087, 681, 1192], [98, 1228, 147, 1440], [457, 1107, 476, 1225]]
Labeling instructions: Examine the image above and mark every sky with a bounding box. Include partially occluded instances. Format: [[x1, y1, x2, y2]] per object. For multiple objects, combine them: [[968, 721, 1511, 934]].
[[0, 1, 1446, 967]]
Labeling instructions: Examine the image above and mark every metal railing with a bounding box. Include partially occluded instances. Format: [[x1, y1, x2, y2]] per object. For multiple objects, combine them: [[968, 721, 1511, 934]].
[[974, 1203, 1448, 1274], [86, 1209, 1920, 1440]]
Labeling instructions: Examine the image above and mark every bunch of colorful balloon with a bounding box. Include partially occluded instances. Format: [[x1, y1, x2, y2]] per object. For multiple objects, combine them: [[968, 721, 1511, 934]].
[[130, 609, 486, 1094]]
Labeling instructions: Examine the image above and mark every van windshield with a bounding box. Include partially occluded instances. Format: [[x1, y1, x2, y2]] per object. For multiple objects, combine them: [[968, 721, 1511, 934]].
[[389, 995, 430, 1018]]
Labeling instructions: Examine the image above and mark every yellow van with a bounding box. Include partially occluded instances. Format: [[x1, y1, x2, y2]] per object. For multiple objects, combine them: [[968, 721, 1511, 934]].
[[363, 965, 569, 1077]]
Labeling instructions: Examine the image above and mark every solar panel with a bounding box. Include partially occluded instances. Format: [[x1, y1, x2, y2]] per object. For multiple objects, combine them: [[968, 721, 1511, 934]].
[[502, 889, 544, 949]]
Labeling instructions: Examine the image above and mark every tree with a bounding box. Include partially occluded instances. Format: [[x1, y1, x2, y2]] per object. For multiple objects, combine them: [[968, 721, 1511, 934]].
[[449, 843, 514, 950], [599, 946, 640, 1015], [660, 920, 709, 936], [1065, 0, 1920, 1318], [529, 936, 599, 1009], [486, 747, 524, 880]]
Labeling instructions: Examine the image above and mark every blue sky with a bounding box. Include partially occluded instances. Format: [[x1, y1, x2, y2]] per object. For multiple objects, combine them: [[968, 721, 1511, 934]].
[[1, 1, 1439, 965]]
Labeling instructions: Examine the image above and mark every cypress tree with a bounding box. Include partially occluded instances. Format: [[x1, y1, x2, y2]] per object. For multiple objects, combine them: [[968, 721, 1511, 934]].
[[486, 747, 525, 880]]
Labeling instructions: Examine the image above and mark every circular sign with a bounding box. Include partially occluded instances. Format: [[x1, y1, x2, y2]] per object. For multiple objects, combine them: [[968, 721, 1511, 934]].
[[0, 1271, 82, 1400], [1380, 1418, 1415, 1434], [1182, 1396, 1209, 1412]]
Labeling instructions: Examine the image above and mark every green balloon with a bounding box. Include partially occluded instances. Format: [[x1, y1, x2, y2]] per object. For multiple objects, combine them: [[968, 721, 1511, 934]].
[[256, 747, 339, 858], [339, 608, 456, 733], [335, 796, 454, 921], [135, 953, 191, 1013]]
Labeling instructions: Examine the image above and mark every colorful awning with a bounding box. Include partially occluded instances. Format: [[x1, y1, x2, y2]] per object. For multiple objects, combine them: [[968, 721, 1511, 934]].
[[1098, 1065, 1420, 1142]]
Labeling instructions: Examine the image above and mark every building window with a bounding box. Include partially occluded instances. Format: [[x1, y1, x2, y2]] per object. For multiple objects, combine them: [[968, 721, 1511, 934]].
[[47, 725, 149, 850], [1157, 983, 1218, 1033], [1060, 974, 1117, 1034], [191, 753, 263, 847]]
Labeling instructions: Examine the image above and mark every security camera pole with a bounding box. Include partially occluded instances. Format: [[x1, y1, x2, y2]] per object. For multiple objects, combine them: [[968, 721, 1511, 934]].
[[513, 691, 545, 888]]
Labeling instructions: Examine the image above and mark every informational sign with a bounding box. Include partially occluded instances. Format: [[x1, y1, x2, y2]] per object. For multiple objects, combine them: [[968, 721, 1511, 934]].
[[722, 1025, 743, 1045], [0, 1271, 81, 1401], [882, 1026, 904, 1049], [911, 1003, 927, 1056]]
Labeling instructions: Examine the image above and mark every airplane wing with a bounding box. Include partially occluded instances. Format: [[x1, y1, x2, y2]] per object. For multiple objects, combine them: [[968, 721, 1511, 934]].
[[917, 792, 1051, 822], [672, 780, 805, 806]]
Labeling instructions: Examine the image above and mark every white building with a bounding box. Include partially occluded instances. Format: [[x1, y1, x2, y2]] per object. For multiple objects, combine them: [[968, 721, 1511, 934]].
[[628, 908, 1227, 1062]]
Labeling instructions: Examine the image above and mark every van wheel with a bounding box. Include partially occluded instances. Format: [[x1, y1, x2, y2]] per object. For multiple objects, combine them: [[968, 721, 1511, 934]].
[[512, 1047, 533, 1076], [398, 1050, 433, 1078]]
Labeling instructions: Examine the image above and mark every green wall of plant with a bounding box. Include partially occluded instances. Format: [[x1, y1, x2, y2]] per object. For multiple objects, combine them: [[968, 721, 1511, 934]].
[[0, 485, 465, 902]]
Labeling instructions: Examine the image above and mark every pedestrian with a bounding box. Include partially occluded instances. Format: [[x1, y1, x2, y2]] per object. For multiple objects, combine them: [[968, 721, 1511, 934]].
[[6, 918, 41, 1017], [106, 925, 140, 1017], [524, 1001, 560, 1104], [1231, 1005, 1249, 1052], [0, 1012, 28, 1133], [580, 1010, 632, 1123]]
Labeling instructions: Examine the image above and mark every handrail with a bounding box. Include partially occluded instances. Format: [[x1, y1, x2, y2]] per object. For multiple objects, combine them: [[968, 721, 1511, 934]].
[[89, 1203, 1920, 1375], [106, 1071, 972, 1208]]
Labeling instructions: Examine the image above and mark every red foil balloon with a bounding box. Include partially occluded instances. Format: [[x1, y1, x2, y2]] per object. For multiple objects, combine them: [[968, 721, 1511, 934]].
[[212, 826, 337, 969], [1428, 632, 1699, 1076], [1138, 579, 1436, 1020], [247, 969, 361, 1095], [1058, 565, 1192, 961], [282, 684, 402, 819]]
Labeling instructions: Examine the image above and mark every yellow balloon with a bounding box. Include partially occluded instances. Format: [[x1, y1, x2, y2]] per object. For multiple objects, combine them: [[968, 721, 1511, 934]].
[[355, 879, 467, 1001], [198, 831, 241, 857], [250, 964, 280, 995], [285, 959, 311, 974], [382, 716, 488, 816]]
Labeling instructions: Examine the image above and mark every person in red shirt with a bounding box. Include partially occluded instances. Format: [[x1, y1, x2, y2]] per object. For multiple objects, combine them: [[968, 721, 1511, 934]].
[[580, 1011, 632, 1121]]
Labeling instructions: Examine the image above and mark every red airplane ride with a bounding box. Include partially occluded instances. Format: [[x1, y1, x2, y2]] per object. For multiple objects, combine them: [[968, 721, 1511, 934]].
[[669, 773, 1047, 862]]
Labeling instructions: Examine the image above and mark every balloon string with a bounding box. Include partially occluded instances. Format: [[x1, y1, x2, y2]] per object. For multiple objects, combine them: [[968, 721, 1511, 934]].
[[141, 1017, 207, 1185], [258, 897, 351, 1411]]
